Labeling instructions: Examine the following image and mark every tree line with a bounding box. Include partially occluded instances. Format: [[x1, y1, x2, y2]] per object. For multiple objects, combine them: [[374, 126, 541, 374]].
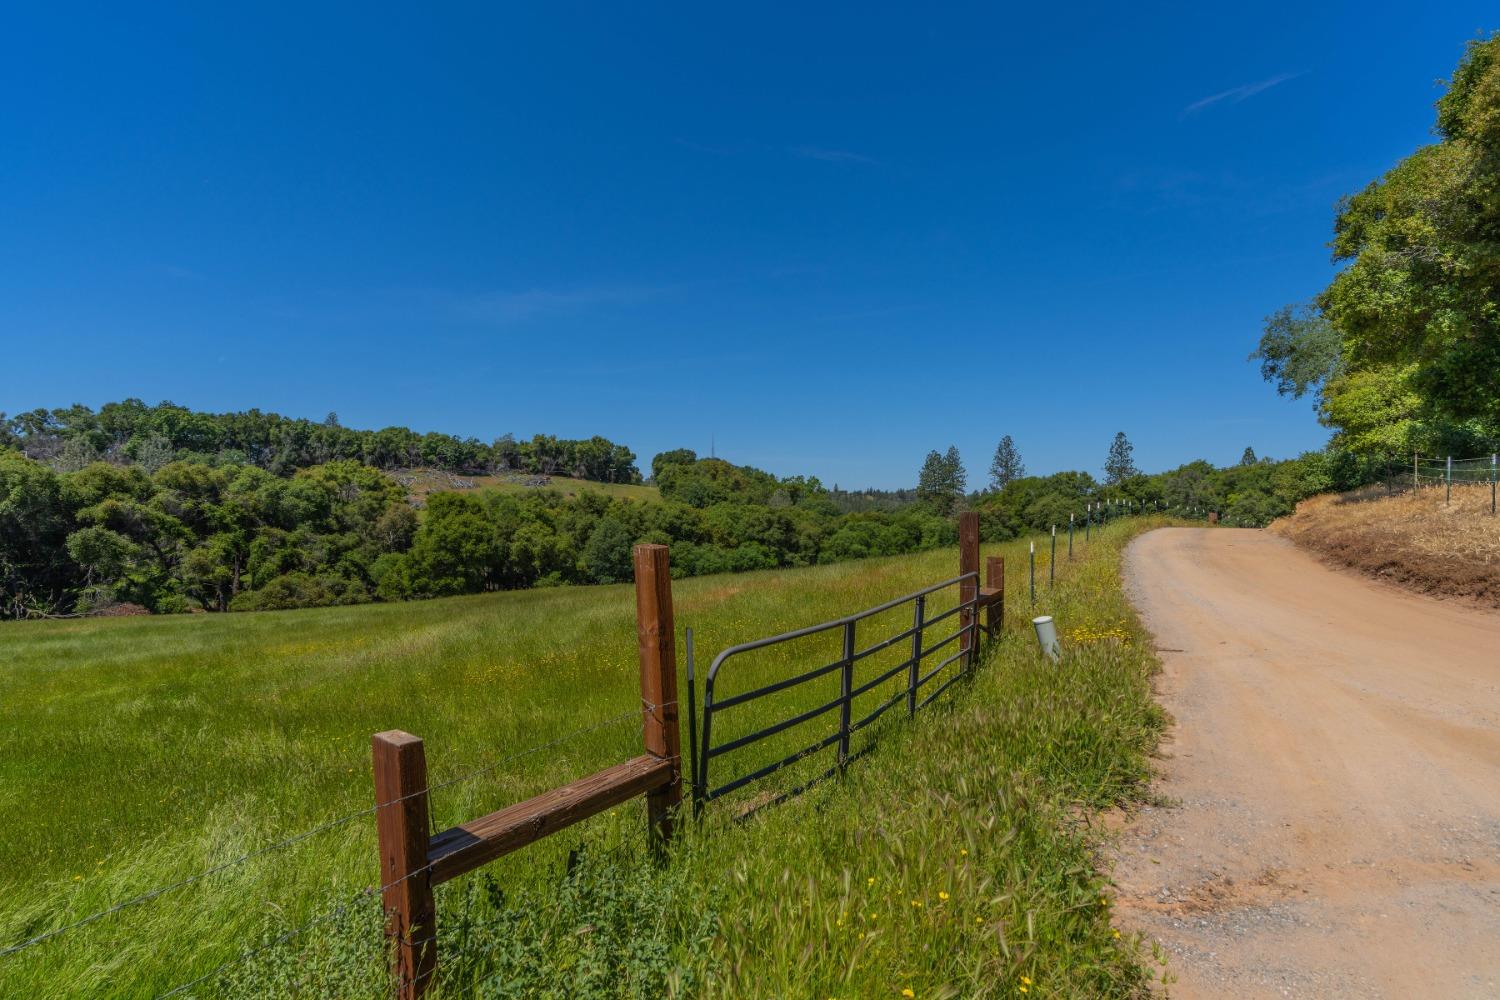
[[1251, 33, 1500, 460], [0, 400, 641, 483], [919, 432, 1377, 539], [0, 448, 961, 618], [0, 419, 1378, 619]]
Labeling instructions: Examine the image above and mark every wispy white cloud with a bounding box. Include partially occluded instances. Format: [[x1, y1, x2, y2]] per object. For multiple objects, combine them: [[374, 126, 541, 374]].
[[445, 285, 662, 325], [1182, 72, 1304, 117], [789, 145, 879, 165]]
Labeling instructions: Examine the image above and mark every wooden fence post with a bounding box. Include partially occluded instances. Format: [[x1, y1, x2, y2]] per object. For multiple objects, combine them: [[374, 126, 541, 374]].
[[985, 555, 1004, 637], [958, 512, 979, 665], [372, 730, 437, 1000], [633, 544, 682, 843]]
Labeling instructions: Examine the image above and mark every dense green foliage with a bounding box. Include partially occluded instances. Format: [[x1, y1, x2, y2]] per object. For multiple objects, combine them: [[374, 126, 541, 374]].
[[0, 520, 1166, 998], [0, 449, 963, 618], [1253, 33, 1500, 457], [0, 400, 641, 482], [0, 452, 417, 617]]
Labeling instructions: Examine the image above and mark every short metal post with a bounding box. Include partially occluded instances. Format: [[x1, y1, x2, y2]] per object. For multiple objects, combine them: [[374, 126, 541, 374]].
[[1492, 454, 1497, 515], [1447, 455, 1453, 505], [1029, 540, 1036, 605], [1049, 525, 1056, 586], [1068, 513, 1074, 559], [1085, 503, 1091, 542], [838, 620, 855, 771], [685, 628, 701, 817], [908, 596, 924, 717]]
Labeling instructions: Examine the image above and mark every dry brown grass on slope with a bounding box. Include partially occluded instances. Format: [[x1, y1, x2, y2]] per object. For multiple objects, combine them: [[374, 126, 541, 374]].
[[1270, 484, 1500, 606]]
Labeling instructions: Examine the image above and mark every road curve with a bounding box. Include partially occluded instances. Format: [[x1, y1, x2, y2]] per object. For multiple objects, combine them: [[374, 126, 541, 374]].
[[1115, 528, 1500, 999]]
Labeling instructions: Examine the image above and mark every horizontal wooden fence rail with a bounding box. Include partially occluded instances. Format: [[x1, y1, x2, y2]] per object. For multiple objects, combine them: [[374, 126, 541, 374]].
[[426, 752, 674, 883]]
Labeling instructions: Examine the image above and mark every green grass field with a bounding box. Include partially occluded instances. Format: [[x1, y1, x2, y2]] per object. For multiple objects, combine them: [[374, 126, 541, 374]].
[[0, 518, 1169, 998]]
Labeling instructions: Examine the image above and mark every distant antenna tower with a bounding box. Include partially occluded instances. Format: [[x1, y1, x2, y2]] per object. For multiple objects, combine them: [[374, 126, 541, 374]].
[[710, 432, 715, 459]]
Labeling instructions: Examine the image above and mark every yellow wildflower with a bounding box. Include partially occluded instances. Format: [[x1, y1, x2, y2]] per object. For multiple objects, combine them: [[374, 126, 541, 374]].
[[938, 891, 949, 901]]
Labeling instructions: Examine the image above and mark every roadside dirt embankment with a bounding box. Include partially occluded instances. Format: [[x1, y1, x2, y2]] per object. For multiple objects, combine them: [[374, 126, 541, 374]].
[[1271, 484, 1500, 607]]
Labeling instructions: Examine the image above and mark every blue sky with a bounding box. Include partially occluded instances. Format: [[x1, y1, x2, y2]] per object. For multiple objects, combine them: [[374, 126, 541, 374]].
[[2, 3, 1493, 488]]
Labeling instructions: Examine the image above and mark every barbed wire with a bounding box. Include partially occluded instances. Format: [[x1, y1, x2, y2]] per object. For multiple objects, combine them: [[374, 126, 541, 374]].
[[0, 812, 381, 961], [152, 861, 438, 999], [147, 702, 675, 998], [0, 701, 666, 962]]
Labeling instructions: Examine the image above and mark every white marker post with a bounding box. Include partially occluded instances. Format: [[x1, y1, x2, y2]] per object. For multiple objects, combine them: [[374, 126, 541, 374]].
[[1032, 615, 1060, 662]]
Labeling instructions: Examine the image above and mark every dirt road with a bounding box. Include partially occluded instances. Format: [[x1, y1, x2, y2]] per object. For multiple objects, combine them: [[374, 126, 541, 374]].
[[1115, 528, 1500, 998]]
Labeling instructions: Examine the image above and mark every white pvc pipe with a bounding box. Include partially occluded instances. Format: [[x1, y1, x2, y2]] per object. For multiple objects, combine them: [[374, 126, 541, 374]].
[[1032, 615, 1060, 662]]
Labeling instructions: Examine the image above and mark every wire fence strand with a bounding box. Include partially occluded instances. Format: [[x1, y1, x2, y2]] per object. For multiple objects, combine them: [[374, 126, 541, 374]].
[[146, 704, 675, 998], [1, 701, 663, 963], [152, 859, 439, 999]]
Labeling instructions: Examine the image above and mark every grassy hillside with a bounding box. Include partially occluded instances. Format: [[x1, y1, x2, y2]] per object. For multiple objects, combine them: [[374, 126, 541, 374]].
[[1272, 484, 1500, 605], [0, 519, 1168, 998], [396, 467, 661, 504]]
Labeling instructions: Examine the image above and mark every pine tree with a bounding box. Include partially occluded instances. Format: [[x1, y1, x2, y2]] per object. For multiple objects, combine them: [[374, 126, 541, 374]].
[[988, 435, 1025, 490], [1104, 432, 1137, 485], [944, 446, 966, 498], [917, 450, 947, 510], [917, 446, 967, 515]]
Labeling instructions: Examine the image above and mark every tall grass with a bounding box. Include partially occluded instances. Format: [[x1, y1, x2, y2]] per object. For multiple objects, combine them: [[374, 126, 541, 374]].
[[0, 518, 1167, 997]]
